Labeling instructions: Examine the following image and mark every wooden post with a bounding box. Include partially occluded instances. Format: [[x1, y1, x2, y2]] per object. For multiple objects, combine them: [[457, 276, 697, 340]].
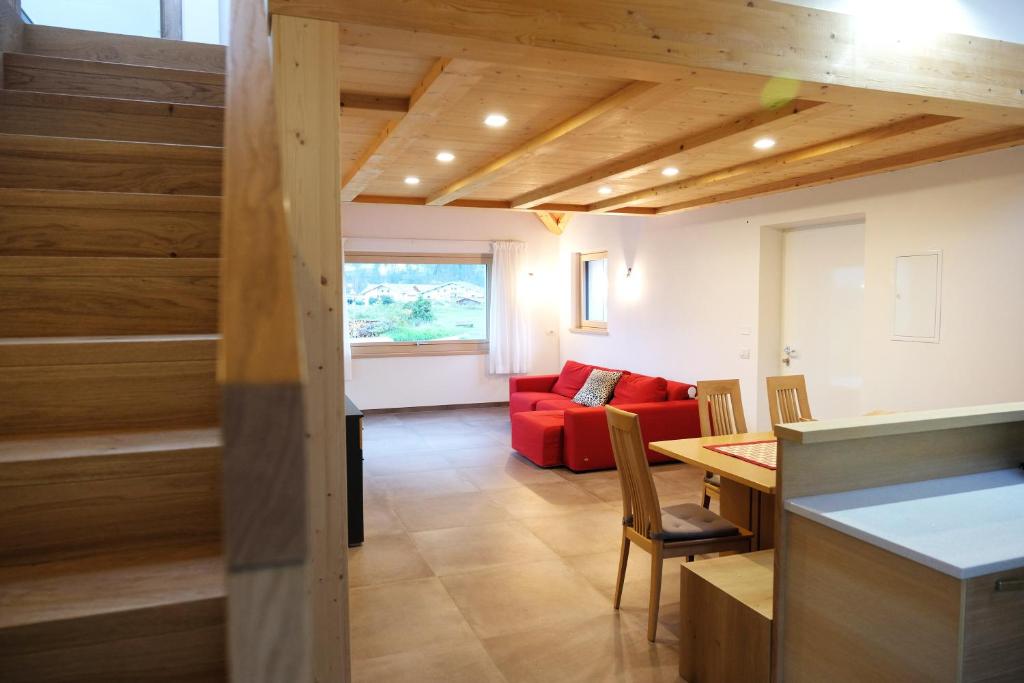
[[273, 14, 349, 683]]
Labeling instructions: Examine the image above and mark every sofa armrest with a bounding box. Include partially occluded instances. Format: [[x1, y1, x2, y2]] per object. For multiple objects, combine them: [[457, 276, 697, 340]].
[[509, 374, 559, 395]]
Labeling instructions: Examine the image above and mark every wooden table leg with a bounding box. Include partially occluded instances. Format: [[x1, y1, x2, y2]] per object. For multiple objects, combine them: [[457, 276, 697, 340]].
[[719, 478, 754, 553]]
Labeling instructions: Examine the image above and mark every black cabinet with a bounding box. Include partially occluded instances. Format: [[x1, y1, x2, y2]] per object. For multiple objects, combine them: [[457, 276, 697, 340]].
[[345, 396, 364, 547]]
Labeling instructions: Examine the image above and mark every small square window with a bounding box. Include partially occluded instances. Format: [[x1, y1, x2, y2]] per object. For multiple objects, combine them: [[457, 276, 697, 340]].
[[577, 251, 608, 331]]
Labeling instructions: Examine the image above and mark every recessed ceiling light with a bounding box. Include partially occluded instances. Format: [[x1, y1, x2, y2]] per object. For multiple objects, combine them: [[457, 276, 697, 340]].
[[484, 113, 509, 128], [404, 176, 420, 185], [753, 137, 777, 150], [597, 186, 613, 195], [436, 151, 455, 162], [661, 166, 680, 177]]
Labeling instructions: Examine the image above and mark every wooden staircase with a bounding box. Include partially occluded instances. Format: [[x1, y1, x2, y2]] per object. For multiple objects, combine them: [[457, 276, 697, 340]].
[[0, 26, 227, 682]]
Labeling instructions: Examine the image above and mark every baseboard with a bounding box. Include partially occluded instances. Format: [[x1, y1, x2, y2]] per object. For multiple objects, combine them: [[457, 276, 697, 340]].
[[361, 401, 509, 415]]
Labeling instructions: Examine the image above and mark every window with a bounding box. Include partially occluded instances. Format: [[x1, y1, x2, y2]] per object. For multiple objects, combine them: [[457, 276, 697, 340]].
[[345, 253, 490, 358], [576, 251, 608, 331], [20, 0, 228, 44]]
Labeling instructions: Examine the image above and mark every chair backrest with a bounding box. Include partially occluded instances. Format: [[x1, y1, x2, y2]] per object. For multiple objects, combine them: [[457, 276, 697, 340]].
[[766, 375, 813, 425], [605, 405, 663, 541], [696, 379, 747, 437]]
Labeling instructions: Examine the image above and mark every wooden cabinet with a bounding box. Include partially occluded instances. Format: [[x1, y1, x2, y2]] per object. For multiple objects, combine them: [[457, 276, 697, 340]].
[[679, 551, 773, 683], [774, 403, 1024, 682]]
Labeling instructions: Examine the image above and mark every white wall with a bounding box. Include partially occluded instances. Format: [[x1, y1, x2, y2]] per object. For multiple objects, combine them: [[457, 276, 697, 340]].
[[559, 146, 1024, 429], [342, 203, 562, 410]]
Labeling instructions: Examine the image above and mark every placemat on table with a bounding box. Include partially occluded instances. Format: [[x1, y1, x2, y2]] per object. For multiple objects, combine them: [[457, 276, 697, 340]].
[[703, 440, 777, 470]]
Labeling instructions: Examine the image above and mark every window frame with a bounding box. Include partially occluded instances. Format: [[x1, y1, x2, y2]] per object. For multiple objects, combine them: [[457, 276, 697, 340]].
[[345, 251, 492, 359], [575, 250, 609, 332]]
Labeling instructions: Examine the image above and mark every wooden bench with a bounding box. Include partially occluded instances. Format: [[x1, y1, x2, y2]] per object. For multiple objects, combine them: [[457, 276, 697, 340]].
[[679, 550, 773, 683]]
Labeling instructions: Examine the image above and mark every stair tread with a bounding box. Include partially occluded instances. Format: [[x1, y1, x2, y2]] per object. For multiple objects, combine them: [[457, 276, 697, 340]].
[[23, 24, 225, 73], [3, 52, 225, 84], [0, 130, 223, 153], [0, 255, 220, 276], [0, 88, 224, 116], [0, 426, 220, 466], [0, 542, 223, 630], [0, 187, 220, 212]]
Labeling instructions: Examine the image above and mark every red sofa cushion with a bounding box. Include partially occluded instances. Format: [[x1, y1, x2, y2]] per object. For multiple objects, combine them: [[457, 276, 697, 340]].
[[511, 410, 565, 467], [550, 360, 595, 398], [510, 391, 563, 416], [610, 374, 668, 405], [666, 380, 698, 401], [562, 401, 700, 471], [535, 397, 578, 411]]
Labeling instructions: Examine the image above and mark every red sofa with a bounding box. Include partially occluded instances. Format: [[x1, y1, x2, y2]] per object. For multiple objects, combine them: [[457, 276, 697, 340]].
[[509, 360, 699, 471]]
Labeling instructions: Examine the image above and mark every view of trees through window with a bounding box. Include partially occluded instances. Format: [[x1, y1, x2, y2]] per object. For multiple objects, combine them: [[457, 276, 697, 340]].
[[344, 261, 488, 343]]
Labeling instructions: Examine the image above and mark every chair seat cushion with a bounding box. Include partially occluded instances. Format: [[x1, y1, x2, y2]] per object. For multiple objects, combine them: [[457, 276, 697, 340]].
[[652, 503, 739, 541], [703, 473, 721, 487]]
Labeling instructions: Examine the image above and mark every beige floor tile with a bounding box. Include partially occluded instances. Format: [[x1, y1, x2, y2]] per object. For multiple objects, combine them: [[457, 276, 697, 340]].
[[443, 444, 521, 469], [572, 475, 627, 503], [441, 559, 610, 640], [482, 613, 680, 682], [458, 461, 565, 491], [410, 521, 559, 576], [350, 577, 478, 660], [424, 432, 506, 450], [364, 451, 452, 477], [362, 499, 407, 538], [486, 481, 607, 518], [353, 641, 507, 683], [375, 470, 479, 499], [566, 549, 652, 596], [393, 491, 511, 532], [520, 508, 624, 557], [349, 533, 434, 588]]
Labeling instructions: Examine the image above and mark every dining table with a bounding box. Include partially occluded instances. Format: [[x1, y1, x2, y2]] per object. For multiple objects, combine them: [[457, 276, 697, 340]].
[[649, 432, 777, 550]]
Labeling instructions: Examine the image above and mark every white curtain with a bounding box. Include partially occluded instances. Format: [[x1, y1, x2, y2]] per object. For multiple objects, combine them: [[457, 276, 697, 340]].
[[341, 238, 353, 381], [488, 240, 531, 375]]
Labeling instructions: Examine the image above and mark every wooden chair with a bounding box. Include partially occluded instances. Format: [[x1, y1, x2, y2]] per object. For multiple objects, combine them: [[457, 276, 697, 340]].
[[766, 374, 814, 425], [695, 379, 747, 509], [605, 405, 753, 642]]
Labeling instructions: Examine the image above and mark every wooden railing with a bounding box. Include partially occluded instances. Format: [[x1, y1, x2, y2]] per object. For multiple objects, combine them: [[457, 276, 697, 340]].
[[220, 0, 311, 680]]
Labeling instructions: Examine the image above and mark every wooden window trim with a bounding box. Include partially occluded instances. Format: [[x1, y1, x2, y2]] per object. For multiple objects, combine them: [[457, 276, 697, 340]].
[[346, 251, 491, 359], [576, 250, 608, 331]]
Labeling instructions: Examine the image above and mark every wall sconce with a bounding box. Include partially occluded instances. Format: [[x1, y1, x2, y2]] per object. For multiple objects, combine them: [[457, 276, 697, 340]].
[[625, 267, 633, 278]]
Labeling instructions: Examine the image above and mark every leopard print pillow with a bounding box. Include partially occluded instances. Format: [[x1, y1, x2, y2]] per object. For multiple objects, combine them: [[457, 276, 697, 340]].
[[572, 369, 623, 407]]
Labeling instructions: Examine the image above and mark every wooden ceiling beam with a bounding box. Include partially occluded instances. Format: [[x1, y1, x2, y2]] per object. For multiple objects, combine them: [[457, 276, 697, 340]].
[[656, 127, 1024, 215], [340, 58, 483, 201], [589, 114, 958, 212], [511, 99, 836, 209], [349, 194, 654, 215], [535, 211, 572, 235], [339, 91, 408, 120], [272, 0, 1024, 125], [425, 80, 680, 206]]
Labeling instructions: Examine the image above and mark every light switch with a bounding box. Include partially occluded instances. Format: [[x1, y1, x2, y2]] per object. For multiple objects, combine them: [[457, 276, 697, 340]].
[[739, 348, 751, 360]]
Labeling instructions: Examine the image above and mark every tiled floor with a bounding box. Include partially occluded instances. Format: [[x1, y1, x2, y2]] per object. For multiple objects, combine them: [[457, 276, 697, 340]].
[[351, 406, 709, 682]]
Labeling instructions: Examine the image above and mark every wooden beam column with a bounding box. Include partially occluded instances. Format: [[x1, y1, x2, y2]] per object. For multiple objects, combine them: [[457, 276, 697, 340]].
[[273, 14, 348, 683]]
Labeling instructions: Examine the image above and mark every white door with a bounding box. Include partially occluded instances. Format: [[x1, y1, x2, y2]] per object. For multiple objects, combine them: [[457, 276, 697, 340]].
[[780, 221, 865, 419]]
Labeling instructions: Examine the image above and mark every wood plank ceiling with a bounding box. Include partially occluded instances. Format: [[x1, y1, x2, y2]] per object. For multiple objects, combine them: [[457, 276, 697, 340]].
[[321, 1, 1024, 216]]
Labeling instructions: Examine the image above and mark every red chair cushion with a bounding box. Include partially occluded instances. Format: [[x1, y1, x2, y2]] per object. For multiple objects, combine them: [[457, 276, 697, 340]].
[[535, 398, 578, 411], [511, 410, 565, 467], [610, 374, 668, 405], [550, 360, 595, 398], [509, 391, 563, 415]]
